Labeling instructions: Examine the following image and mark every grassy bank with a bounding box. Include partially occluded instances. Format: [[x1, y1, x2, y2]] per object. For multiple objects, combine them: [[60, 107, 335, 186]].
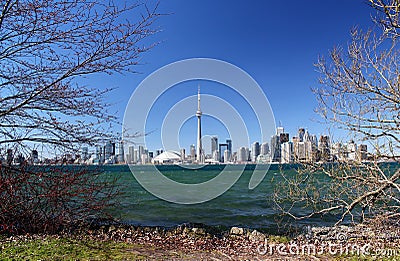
[[2, 235, 400, 261], [1, 224, 400, 260], [0, 236, 195, 260]]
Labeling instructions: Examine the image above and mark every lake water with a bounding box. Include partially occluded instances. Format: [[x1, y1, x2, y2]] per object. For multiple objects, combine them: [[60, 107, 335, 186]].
[[102, 164, 336, 231]]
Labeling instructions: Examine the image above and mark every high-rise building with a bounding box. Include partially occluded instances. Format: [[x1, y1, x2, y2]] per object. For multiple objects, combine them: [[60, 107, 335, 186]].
[[311, 135, 318, 146], [303, 130, 315, 162], [144, 148, 149, 163], [211, 136, 218, 156], [358, 144, 368, 161], [213, 150, 220, 162], [224, 149, 231, 163], [81, 147, 89, 161], [95, 145, 103, 163], [260, 142, 269, 155], [125, 153, 131, 164], [226, 139, 232, 154], [331, 142, 345, 161], [138, 145, 144, 163], [128, 146, 135, 164], [141, 153, 148, 164], [116, 141, 124, 163], [271, 135, 280, 162], [133, 149, 138, 163], [347, 140, 357, 161], [237, 146, 247, 162], [180, 148, 186, 161], [277, 127, 284, 135], [190, 144, 196, 159], [296, 142, 306, 161], [298, 128, 305, 142], [319, 135, 331, 161], [104, 140, 115, 161], [303, 130, 310, 142], [251, 142, 260, 162], [281, 142, 294, 163], [245, 147, 250, 162]]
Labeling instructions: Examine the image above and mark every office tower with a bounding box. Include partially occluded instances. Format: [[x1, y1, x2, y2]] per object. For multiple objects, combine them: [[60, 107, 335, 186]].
[[95, 145, 103, 162], [311, 135, 318, 146], [81, 147, 89, 161], [260, 142, 269, 155], [303, 130, 310, 142], [319, 135, 331, 161], [140, 148, 148, 163], [251, 142, 260, 162], [189, 144, 196, 159], [212, 150, 219, 161], [226, 139, 232, 154], [281, 142, 294, 163], [180, 148, 186, 161], [297, 142, 306, 161], [104, 140, 115, 161], [245, 147, 250, 161], [138, 145, 144, 163], [358, 144, 367, 161], [125, 153, 131, 164], [237, 147, 247, 162], [292, 136, 307, 162], [277, 127, 284, 135], [196, 86, 204, 163], [298, 128, 305, 142], [211, 136, 218, 156], [116, 141, 124, 163], [303, 130, 314, 162], [133, 149, 138, 163], [143, 148, 149, 163], [347, 140, 357, 161], [331, 142, 344, 161], [224, 149, 231, 163], [128, 146, 134, 163], [271, 135, 281, 162]]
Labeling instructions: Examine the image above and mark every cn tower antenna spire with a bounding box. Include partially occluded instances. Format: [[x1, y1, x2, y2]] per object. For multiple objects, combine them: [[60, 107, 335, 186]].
[[197, 84, 201, 111]]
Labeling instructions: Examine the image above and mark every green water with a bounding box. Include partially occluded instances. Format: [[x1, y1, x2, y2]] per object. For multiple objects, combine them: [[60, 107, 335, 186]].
[[102, 164, 335, 230]]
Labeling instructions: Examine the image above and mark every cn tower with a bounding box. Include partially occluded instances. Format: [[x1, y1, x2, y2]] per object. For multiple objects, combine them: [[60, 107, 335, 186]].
[[196, 85, 203, 163]]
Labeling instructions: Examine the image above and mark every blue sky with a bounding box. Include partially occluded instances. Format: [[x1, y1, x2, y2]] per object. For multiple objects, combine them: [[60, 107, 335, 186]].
[[89, 0, 375, 153]]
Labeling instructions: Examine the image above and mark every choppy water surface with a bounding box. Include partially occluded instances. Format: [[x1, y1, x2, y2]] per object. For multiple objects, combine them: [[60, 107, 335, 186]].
[[102, 164, 337, 230]]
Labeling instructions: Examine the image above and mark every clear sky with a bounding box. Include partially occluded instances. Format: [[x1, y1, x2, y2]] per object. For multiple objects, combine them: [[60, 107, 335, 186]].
[[89, 0, 375, 153]]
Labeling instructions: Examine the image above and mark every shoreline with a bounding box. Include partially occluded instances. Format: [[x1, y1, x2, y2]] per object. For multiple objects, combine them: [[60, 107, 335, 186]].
[[2, 221, 399, 260]]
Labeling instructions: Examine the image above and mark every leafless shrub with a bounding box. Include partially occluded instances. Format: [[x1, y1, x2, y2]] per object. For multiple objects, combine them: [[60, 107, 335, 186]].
[[0, 164, 119, 234], [273, 0, 400, 226]]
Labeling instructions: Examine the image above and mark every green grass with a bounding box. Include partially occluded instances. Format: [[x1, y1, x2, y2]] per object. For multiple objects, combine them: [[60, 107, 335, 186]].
[[0, 237, 155, 260], [268, 235, 291, 244]]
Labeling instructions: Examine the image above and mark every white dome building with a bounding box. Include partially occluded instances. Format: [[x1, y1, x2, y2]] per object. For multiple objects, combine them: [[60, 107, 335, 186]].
[[152, 151, 181, 164]]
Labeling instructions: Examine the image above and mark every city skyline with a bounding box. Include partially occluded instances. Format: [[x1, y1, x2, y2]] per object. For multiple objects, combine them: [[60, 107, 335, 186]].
[[85, 0, 375, 151], [0, 1, 381, 161]]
